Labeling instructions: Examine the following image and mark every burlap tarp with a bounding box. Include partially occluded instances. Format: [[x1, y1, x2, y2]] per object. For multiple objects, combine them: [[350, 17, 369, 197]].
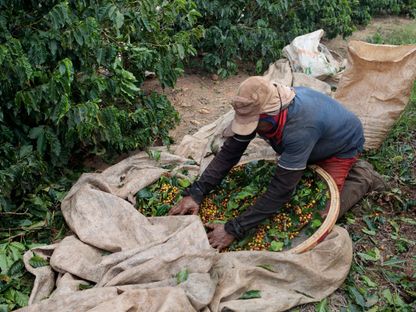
[[335, 40, 416, 150], [18, 133, 352, 312]]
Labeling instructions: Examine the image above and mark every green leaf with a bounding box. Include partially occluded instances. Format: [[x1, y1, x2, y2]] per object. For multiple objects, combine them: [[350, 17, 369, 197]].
[[176, 44, 185, 59], [256, 264, 276, 272], [393, 293, 406, 308], [0, 304, 8, 312], [73, 28, 84, 46], [10, 242, 25, 252], [315, 298, 328, 312], [346, 217, 356, 225], [357, 248, 380, 262], [234, 191, 252, 201], [9, 244, 23, 261], [388, 220, 400, 234], [8, 260, 24, 277], [362, 227, 376, 236], [0, 251, 9, 273], [24, 220, 46, 230], [19, 145, 33, 158], [29, 126, 46, 155], [255, 59, 263, 74], [14, 290, 29, 307], [137, 188, 153, 199], [29, 255, 49, 268], [147, 150, 161, 161], [176, 268, 188, 284], [226, 200, 238, 211], [363, 215, 376, 231], [310, 219, 322, 229], [239, 290, 261, 300], [156, 204, 170, 216], [269, 241, 284, 252], [382, 289, 393, 305], [382, 257, 406, 268], [399, 217, 416, 225], [96, 48, 105, 65], [211, 219, 226, 224], [178, 179, 190, 188], [114, 10, 124, 30], [348, 286, 366, 308], [365, 293, 379, 308], [362, 275, 377, 287], [79, 283, 94, 290]]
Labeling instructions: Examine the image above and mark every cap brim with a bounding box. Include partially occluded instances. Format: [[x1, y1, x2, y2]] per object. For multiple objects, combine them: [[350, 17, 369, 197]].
[[231, 114, 259, 135]]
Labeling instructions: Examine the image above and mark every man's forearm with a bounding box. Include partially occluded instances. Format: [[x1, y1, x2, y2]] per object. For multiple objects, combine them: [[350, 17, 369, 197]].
[[185, 133, 254, 204], [225, 166, 304, 239]]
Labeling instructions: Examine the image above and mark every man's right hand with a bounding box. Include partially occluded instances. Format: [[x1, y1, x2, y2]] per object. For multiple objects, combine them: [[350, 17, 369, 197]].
[[168, 196, 200, 215]]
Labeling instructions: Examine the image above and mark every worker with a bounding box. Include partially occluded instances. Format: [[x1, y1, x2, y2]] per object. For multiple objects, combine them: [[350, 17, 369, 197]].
[[169, 76, 386, 250]]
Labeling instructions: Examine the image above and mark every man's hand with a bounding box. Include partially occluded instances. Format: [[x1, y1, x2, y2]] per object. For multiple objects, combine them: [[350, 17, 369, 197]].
[[205, 223, 235, 250], [168, 196, 199, 215]]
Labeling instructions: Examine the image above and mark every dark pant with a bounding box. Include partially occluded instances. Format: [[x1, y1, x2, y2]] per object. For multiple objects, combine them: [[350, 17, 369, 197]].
[[338, 159, 382, 218]]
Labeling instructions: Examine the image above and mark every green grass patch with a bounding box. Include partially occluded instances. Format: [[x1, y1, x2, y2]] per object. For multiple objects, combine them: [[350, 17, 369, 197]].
[[368, 21, 416, 45]]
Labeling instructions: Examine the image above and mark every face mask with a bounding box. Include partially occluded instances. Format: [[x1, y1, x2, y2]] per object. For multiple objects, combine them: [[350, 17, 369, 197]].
[[256, 114, 279, 136]]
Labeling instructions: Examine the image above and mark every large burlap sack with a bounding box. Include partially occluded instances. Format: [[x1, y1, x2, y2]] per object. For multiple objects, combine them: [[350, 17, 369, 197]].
[[334, 40, 416, 150]]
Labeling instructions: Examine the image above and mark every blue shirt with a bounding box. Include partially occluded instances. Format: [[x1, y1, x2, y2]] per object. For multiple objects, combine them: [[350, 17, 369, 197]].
[[269, 87, 364, 170]]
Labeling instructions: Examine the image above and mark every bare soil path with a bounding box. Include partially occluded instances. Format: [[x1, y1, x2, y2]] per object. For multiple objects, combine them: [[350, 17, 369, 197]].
[[143, 71, 250, 142]]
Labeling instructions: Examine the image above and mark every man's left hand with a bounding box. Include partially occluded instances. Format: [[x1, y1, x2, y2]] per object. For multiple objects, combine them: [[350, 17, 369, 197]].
[[205, 223, 235, 250]]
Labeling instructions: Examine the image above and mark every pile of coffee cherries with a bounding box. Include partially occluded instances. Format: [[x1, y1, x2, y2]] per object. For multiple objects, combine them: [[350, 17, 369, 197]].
[[136, 160, 329, 251]]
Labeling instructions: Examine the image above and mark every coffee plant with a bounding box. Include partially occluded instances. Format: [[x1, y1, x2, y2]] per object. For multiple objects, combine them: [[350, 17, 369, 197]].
[[0, 3, 203, 307], [351, 0, 416, 25], [195, 0, 353, 76], [0, 0, 203, 222], [195, 0, 415, 77]]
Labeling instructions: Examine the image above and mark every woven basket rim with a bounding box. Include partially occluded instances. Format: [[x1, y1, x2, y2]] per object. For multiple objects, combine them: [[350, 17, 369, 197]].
[[237, 158, 340, 254]]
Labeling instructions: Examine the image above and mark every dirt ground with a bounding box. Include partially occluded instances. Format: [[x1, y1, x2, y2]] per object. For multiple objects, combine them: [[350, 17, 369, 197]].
[[142, 16, 414, 144], [143, 71, 250, 142]]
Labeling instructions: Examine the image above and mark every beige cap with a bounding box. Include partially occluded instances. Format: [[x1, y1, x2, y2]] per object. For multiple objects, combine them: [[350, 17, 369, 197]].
[[230, 76, 295, 135]]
